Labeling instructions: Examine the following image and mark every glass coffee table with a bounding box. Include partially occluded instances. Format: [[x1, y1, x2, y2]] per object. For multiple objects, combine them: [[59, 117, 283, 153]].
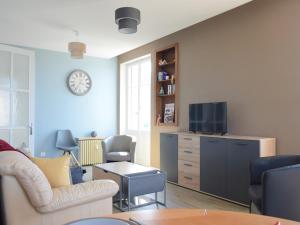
[[93, 162, 167, 211]]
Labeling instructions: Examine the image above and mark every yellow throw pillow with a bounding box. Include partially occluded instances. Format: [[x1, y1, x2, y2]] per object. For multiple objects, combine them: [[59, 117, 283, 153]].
[[31, 155, 71, 188]]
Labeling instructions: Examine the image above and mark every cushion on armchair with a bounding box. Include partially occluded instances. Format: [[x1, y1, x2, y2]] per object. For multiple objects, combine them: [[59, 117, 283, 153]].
[[106, 152, 130, 161]]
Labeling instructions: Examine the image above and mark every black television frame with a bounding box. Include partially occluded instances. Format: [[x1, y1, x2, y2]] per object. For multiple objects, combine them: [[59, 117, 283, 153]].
[[189, 102, 227, 135]]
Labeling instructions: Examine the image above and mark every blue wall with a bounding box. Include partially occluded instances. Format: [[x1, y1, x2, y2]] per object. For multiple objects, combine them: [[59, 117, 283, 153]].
[[34, 49, 117, 157]]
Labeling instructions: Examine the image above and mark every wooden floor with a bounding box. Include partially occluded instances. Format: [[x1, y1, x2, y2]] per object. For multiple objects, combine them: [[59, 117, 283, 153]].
[[83, 166, 248, 213]]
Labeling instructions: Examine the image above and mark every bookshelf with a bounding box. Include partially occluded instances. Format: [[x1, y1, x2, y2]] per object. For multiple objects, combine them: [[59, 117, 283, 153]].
[[155, 43, 179, 126]]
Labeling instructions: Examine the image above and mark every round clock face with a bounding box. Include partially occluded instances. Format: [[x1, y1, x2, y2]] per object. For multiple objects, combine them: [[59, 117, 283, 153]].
[[67, 70, 92, 95]]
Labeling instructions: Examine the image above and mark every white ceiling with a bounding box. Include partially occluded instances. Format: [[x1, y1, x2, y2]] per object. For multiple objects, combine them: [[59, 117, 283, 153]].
[[0, 0, 252, 58]]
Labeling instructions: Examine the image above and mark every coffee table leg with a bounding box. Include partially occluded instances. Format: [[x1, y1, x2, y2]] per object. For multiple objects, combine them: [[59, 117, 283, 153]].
[[120, 177, 123, 210], [128, 180, 131, 211]]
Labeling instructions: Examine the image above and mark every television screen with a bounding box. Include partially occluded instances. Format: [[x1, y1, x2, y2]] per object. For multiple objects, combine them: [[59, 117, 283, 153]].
[[189, 102, 227, 134]]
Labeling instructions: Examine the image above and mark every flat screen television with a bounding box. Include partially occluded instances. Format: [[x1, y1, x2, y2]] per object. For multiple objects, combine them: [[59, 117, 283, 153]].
[[189, 102, 227, 135]]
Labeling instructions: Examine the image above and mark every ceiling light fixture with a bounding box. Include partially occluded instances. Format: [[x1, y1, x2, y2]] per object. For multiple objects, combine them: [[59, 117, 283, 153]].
[[115, 7, 141, 34], [68, 30, 86, 59]]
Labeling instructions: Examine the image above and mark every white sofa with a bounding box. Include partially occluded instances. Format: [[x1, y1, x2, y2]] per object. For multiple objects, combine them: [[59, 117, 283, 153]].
[[0, 151, 119, 225]]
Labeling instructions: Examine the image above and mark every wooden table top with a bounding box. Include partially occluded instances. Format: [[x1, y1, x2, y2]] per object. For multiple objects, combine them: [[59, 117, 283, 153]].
[[94, 161, 158, 176], [108, 209, 300, 225]]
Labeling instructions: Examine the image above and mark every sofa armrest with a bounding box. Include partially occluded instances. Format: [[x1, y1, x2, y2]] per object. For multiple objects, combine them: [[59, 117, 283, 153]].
[[250, 155, 300, 185], [262, 165, 300, 221], [37, 179, 119, 213]]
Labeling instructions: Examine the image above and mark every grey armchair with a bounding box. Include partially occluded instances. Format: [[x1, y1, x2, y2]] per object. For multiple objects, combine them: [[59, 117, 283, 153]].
[[249, 155, 300, 221], [102, 135, 136, 163]]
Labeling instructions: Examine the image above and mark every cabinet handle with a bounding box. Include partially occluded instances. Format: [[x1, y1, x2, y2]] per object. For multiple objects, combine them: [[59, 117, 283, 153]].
[[184, 176, 193, 180], [184, 163, 192, 167], [208, 140, 218, 143], [184, 150, 193, 154], [235, 142, 248, 146], [184, 138, 192, 141]]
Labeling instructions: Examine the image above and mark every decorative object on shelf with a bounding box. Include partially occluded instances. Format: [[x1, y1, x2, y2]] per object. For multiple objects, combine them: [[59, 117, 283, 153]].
[[68, 30, 86, 59], [158, 59, 168, 66], [156, 114, 162, 126], [164, 103, 175, 123], [67, 70, 92, 96], [167, 85, 172, 95], [91, 131, 97, 137], [158, 72, 164, 81], [159, 86, 165, 95], [172, 84, 176, 94], [165, 75, 169, 80], [162, 71, 168, 80], [115, 7, 141, 34], [171, 75, 175, 84]]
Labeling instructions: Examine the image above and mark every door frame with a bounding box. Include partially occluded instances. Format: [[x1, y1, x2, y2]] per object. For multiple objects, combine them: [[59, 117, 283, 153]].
[[0, 44, 35, 154]]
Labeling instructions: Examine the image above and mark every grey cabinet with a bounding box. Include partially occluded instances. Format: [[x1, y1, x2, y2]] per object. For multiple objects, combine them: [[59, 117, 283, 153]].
[[160, 133, 178, 183], [227, 139, 259, 204], [160, 132, 275, 205], [200, 136, 261, 204], [200, 137, 228, 198]]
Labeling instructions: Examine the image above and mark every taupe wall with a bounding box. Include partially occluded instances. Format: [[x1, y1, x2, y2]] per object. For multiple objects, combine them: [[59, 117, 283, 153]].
[[118, 0, 300, 167]]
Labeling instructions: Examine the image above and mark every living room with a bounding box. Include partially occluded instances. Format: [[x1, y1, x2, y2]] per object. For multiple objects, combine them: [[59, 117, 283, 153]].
[[1, 0, 300, 224]]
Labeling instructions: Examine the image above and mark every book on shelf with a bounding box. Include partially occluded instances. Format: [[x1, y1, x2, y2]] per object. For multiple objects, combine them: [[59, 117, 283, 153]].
[[164, 103, 175, 123]]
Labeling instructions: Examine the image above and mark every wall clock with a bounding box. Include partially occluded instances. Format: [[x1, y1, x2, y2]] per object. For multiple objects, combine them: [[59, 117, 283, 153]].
[[67, 70, 92, 96]]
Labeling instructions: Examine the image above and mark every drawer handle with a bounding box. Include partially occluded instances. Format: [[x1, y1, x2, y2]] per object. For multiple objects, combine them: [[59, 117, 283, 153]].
[[184, 150, 193, 154], [184, 176, 193, 180], [208, 140, 218, 143], [184, 138, 192, 140], [235, 143, 248, 146], [184, 163, 193, 167]]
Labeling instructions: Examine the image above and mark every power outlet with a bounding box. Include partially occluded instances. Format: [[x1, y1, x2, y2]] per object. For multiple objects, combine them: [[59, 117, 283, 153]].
[[40, 152, 46, 157]]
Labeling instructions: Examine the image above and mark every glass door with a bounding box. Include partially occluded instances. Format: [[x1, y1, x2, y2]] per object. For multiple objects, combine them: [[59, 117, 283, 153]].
[[123, 56, 151, 166], [0, 44, 35, 153]]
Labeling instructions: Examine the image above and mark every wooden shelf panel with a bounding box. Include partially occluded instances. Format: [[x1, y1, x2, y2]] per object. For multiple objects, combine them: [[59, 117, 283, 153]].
[[158, 122, 177, 127], [157, 79, 173, 83], [157, 94, 175, 97], [158, 61, 175, 67], [155, 43, 179, 126]]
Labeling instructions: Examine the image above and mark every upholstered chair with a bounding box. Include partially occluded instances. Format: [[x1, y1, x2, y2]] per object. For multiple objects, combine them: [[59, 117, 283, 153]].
[[249, 155, 300, 221], [102, 135, 136, 163], [0, 151, 119, 225]]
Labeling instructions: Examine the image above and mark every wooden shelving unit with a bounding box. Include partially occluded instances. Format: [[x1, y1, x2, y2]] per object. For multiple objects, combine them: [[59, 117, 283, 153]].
[[155, 43, 179, 126]]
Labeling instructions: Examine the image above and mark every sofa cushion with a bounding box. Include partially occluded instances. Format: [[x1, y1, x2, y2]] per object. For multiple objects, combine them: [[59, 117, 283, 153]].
[[37, 179, 119, 213], [32, 155, 71, 188], [249, 185, 262, 210], [106, 152, 130, 162], [0, 151, 53, 207]]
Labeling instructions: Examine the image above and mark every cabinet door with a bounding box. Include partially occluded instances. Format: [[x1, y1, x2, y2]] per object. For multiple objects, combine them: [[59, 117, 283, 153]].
[[227, 139, 259, 204], [200, 137, 228, 198], [160, 133, 178, 183]]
